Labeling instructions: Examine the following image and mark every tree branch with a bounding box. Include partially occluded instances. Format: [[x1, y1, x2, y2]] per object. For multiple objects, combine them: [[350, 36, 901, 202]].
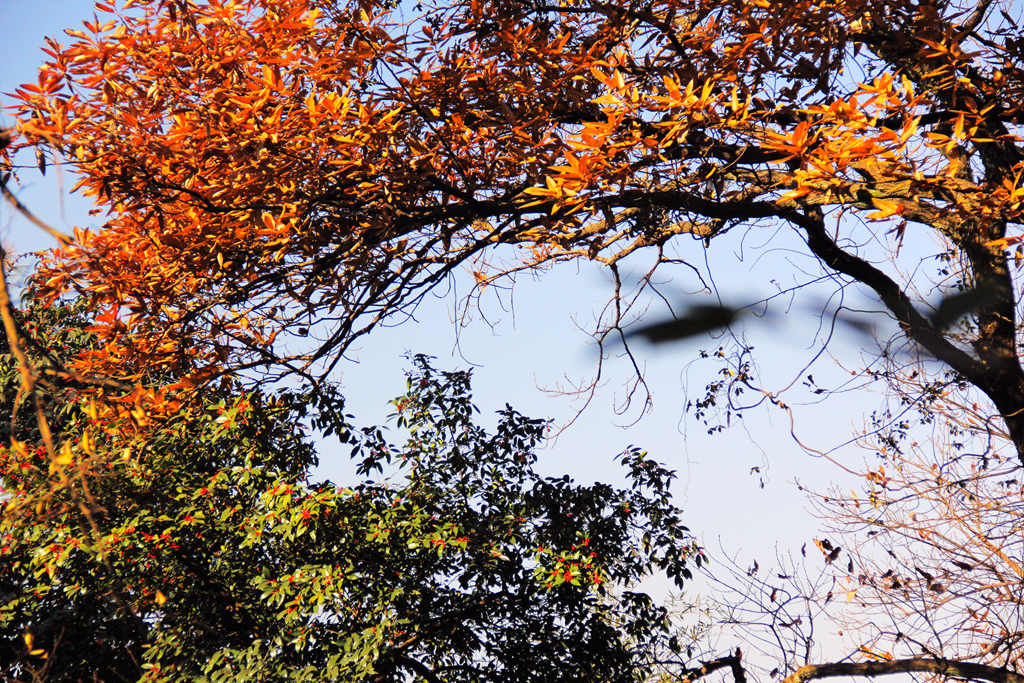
[[786, 207, 1024, 462], [786, 209, 986, 378], [0, 181, 72, 246], [679, 650, 747, 683], [394, 654, 445, 683], [783, 658, 1024, 683]]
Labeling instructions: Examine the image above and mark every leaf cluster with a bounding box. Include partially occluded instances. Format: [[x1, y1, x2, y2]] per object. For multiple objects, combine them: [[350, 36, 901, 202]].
[[1, 308, 698, 682]]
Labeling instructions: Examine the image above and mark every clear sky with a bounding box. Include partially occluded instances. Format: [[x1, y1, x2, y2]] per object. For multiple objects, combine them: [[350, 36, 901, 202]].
[[1, 0, 909, 659]]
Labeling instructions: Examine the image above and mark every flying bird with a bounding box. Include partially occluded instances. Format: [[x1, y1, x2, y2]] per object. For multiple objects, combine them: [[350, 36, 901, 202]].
[[623, 304, 745, 344], [820, 283, 997, 347], [927, 283, 997, 331], [616, 283, 995, 350]]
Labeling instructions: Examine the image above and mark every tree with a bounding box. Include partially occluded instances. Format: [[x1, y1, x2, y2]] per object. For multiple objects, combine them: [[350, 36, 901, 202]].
[[808, 382, 1024, 683], [644, 361, 1024, 683], [6, 1, 1024, 682], [1, 296, 699, 681], [7, 0, 1024, 460]]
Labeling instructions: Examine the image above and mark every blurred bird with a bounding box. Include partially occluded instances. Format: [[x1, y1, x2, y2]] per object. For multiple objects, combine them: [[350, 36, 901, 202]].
[[618, 283, 995, 349], [927, 283, 997, 331], [829, 283, 997, 343], [623, 304, 748, 344]]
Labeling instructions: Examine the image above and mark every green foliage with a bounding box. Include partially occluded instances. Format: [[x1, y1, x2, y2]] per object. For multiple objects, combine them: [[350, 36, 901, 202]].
[[1, 303, 699, 681]]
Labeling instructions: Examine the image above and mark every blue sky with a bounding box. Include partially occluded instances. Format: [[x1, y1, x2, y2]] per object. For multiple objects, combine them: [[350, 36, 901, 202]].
[[1, 1, 900, 638]]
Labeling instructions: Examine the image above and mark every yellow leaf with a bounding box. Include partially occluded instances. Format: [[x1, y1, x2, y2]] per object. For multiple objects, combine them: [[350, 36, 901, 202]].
[[700, 80, 714, 103], [779, 186, 812, 202], [985, 236, 1022, 249], [900, 116, 919, 143], [155, 590, 167, 606], [55, 442, 73, 466], [662, 75, 680, 101], [866, 198, 902, 219]]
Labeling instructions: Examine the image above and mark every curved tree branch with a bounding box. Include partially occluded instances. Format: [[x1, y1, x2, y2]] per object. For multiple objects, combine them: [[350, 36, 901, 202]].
[[783, 658, 1024, 683], [782, 207, 1024, 463], [679, 650, 747, 683]]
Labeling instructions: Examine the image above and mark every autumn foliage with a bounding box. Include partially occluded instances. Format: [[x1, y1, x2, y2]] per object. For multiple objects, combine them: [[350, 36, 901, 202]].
[[10, 0, 1022, 425], [5, 0, 1024, 681]]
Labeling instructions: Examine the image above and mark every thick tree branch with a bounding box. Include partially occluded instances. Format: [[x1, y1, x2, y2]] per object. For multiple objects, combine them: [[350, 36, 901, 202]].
[[787, 207, 1024, 463], [788, 209, 982, 373], [783, 658, 1024, 683], [679, 650, 747, 683], [393, 654, 447, 683]]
